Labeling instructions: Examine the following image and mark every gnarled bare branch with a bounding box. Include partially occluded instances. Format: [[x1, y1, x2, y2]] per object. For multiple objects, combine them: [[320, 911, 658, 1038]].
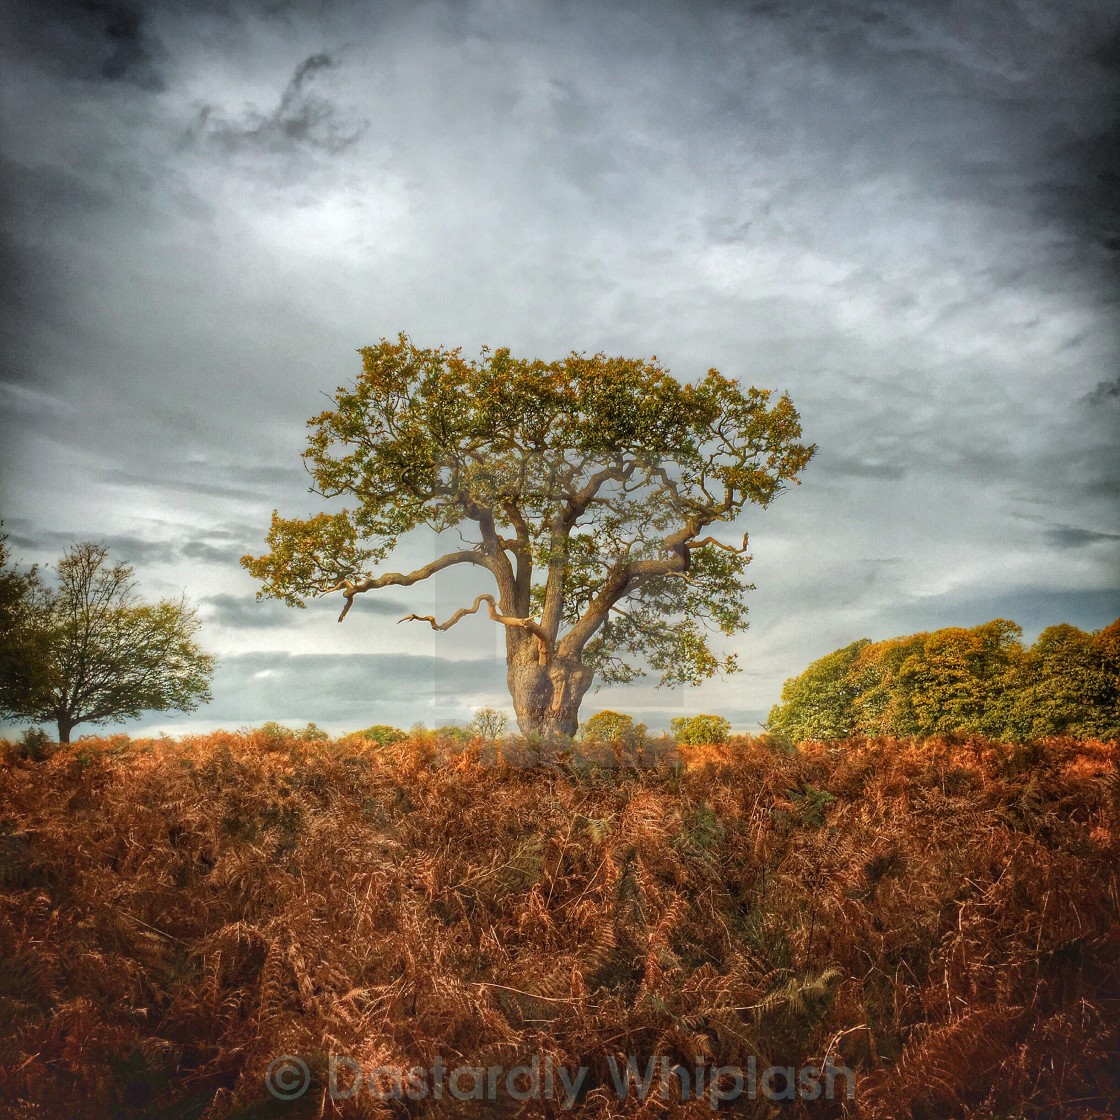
[[327, 550, 490, 621], [687, 533, 750, 555], [399, 593, 554, 662]]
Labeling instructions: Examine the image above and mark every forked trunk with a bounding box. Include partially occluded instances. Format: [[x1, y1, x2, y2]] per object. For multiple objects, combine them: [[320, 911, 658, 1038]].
[[507, 655, 594, 738]]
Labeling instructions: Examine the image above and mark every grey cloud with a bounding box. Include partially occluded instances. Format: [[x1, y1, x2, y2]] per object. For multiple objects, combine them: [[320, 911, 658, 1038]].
[[818, 452, 907, 481], [3, 526, 180, 567], [201, 590, 410, 628], [891, 587, 1120, 641], [204, 651, 506, 725], [190, 52, 368, 155], [3, 520, 261, 573], [1044, 525, 1120, 550], [1085, 377, 1120, 402], [181, 540, 255, 567], [94, 464, 308, 502], [200, 593, 296, 629]]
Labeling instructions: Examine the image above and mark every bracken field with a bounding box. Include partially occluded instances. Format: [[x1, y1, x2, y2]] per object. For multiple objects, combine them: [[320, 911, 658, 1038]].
[[0, 730, 1117, 1119]]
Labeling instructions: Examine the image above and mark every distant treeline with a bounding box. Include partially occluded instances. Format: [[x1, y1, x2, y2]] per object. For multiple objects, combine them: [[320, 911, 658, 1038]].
[[767, 618, 1120, 744]]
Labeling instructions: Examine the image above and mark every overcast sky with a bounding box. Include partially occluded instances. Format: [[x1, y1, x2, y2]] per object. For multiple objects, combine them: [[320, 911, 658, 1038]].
[[1, 0, 1118, 737]]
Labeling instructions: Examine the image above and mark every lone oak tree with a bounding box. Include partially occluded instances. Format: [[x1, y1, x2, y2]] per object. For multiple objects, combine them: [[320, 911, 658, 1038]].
[[242, 336, 815, 736]]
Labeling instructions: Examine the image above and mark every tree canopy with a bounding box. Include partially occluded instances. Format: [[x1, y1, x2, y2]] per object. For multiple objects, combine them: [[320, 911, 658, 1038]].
[[0, 534, 52, 719], [767, 618, 1120, 744], [243, 335, 815, 735], [0, 541, 215, 742]]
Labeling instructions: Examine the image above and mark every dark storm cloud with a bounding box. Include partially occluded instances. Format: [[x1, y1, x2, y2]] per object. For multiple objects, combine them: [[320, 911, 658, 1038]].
[[0, 158, 112, 395], [1053, 24, 1120, 259], [747, 0, 1120, 275], [4, 0, 167, 90], [1085, 376, 1120, 402], [1044, 525, 1120, 549], [189, 52, 368, 155]]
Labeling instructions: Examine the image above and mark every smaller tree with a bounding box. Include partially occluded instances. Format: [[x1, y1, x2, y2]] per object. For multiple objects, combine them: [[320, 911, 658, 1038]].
[[0, 541, 214, 743], [470, 707, 508, 740], [670, 714, 732, 744], [0, 533, 52, 716], [580, 709, 647, 743]]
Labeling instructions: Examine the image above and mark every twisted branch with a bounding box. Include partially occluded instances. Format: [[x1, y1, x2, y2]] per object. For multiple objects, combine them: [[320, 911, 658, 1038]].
[[687, 533, 750, 555], [326, 549, 488, 621], [400, 594, 554, 661]]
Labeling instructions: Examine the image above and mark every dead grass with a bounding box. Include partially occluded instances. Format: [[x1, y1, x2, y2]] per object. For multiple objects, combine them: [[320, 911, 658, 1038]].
[[0, 730, 1116, 1118]]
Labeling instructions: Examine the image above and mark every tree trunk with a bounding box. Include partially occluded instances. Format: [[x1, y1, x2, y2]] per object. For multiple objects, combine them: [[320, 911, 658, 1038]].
[[57, 717, 73, 744], [507, 655, 594, 738]]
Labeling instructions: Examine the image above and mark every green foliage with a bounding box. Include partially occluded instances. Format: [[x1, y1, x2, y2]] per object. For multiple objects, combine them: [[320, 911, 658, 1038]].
[[434, 725, 472, 743], [354, 724, 407, 746], [0, 533, 53, 720], [894, 619, 1023, 736], [15, 727, 54, 762], [0, 541, 214, 743], [257, 720, 332, 743], [580, 710, 646, 743], [669, 713, 732, 744], [257, 721, 295, 740], [676, 800, 724, 853], [788, 784, 836, 827], [768, 618, 1120, 744], [999, 620, 1120, 740], [766, 640, 870, 742]]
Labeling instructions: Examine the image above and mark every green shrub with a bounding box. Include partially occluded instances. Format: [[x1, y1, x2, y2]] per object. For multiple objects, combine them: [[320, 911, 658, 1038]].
[[16, 727, 54, 762], [257, 721, 295, 740], [434, 725, 472, 743], [580, 710, 647, 743], [354, 724, 407, 746], [670, 714, 732, 744]]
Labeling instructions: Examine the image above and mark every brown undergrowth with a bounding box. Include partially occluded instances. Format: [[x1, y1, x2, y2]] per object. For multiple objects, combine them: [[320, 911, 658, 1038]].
[[0, 731, 1116, 1119]]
